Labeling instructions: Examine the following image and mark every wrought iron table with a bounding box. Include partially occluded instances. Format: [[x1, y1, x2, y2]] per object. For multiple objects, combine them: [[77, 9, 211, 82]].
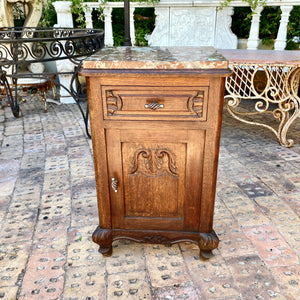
[[0, 27, 104, 136], [220, 49, 300, 148]]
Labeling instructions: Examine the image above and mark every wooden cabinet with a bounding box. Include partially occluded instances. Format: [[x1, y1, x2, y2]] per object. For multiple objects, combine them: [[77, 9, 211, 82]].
[[81, 47, 230, 259]]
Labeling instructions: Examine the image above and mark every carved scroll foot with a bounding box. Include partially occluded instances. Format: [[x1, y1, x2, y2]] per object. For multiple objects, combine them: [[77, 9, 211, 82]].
[[198, 230, 219, 260], [92, 226, 113, 257]]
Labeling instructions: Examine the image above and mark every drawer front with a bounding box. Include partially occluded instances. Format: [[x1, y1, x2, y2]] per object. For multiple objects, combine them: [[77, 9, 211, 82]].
[[102, 86, 208, 121]]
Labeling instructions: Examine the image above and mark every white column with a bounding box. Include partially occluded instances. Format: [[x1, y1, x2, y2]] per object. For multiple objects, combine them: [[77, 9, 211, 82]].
[[215, 6, 238, 49], [274, 5, 293, 50], [104, 7, 114, 46], [53, 1, 75, 103], [147, 7, 170, 46], [53, 1, 73, 28], [247, 6, 263, 50], [130, 6, 136, 46], [84, 6, 93, 28]]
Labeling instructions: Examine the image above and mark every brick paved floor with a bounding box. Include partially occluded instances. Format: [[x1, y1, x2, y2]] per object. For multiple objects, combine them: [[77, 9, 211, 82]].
[[0, 99, 299, 300]]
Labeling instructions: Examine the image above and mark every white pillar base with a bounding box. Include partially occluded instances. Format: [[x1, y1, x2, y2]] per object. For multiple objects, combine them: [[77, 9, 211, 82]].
[[59, 96, 76, 104]]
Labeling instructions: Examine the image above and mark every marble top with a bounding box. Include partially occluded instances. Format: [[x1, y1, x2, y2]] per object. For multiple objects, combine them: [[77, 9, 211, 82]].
[[219, 49, 300, 65], [82, 47, 228, 70]]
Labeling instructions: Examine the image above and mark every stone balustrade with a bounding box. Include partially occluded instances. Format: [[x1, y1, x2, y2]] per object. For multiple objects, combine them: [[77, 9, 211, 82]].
[[54, 0, 299, 49]]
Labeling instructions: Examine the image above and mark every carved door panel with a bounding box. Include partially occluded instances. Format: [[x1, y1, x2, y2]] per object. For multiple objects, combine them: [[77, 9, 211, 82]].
[[106, 129, 205, 232]]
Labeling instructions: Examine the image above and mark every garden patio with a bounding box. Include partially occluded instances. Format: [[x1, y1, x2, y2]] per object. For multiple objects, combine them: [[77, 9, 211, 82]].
[[0, 0, 300, 298], [0, 98, 299, 299]]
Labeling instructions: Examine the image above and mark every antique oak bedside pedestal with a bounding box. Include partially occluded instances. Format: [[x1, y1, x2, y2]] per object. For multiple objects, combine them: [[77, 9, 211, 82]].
[[80, 47, 230, 260]]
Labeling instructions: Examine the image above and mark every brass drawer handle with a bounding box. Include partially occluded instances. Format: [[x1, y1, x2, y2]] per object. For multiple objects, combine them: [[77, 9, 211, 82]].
[[145, 102, 164, 110], [111, 178, 118, 193]]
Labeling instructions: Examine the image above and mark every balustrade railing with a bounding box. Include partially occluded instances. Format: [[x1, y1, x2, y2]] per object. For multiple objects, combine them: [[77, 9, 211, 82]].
[[63, 0, 299, 50], [82, 1, 153, 46]]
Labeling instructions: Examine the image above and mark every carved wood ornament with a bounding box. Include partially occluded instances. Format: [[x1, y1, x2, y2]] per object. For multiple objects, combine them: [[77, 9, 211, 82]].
[[106, 90, 122, 115], [130, 147, 178, 176], [188, 90, 205, 117], [92, 226, 219, 260]]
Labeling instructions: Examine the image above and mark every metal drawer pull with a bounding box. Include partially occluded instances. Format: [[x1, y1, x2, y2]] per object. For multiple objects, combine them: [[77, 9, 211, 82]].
[[145, 102, 164, 110], [111, 178, 118, 193]]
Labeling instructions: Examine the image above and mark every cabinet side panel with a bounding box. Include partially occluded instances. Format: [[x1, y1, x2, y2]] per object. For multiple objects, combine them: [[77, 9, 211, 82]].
[[200, 77, 226, 233], [86, 77, 112, 228], [183, 130, 205, 231]]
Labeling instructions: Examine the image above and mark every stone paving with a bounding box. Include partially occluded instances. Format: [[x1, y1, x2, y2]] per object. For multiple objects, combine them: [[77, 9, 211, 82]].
[[0, 98, 300, 300]]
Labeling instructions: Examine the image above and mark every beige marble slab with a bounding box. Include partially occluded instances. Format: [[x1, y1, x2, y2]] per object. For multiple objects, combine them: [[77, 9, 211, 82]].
[[219, 49, 300, 65], [82, 47, 228, 70]]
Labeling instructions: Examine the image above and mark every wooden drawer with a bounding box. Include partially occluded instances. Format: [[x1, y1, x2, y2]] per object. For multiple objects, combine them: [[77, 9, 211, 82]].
[[102, 85, 209, 121]]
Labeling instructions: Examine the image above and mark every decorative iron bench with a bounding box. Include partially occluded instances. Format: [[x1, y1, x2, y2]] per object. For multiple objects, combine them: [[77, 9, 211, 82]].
[[219, 49, 300, 147]]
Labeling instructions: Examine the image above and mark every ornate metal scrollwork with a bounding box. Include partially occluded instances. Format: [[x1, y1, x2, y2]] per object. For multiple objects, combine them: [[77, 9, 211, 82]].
[[0, 27, 104, 65], [0, 27, 104, 137], [224, 63, 300, 147]]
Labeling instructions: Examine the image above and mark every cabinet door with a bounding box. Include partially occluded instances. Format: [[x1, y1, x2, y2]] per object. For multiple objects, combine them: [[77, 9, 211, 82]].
[[106, 129, 205, 232]]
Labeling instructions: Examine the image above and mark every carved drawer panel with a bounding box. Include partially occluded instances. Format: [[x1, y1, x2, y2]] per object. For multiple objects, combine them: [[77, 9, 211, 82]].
[[102, 86, 208, 121]]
